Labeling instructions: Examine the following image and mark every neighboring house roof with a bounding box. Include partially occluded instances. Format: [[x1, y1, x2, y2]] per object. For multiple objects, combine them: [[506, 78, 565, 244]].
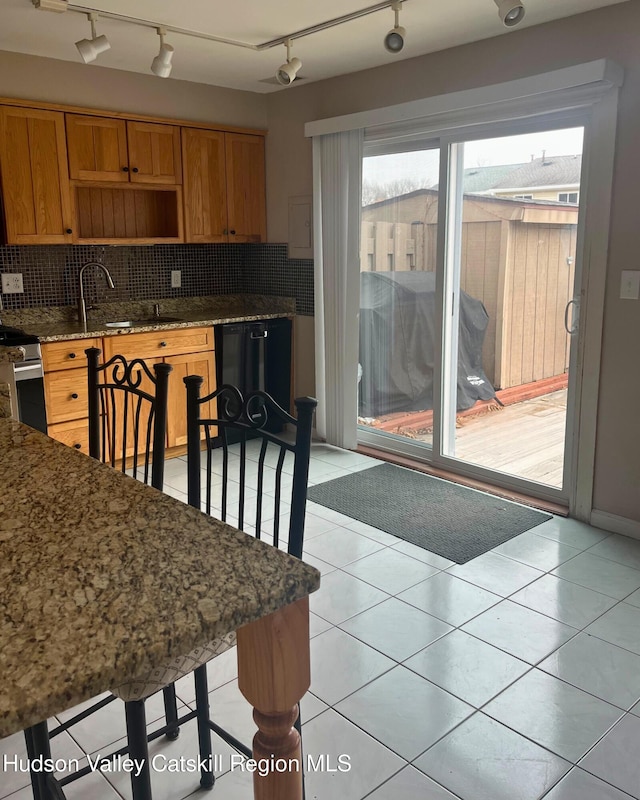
[[362, 154, 583, 210], [461, 163, 527, 192], [490, 154, 582, 190]]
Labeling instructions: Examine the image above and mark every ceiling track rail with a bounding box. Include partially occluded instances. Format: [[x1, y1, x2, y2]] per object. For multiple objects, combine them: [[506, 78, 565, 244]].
[[65, 0, 410, 52]]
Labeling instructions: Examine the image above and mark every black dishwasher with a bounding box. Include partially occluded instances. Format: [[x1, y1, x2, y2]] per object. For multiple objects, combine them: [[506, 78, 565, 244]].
[[215, 318, 292, 441]]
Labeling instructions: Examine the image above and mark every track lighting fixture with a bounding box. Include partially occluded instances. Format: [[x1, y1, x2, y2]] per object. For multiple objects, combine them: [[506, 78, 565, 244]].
[[384, 0, 405, 54], [52, 0, 524, 83], [75, 12, 110, 64], [494, 0, 525, 27], [276, 39, 302, 86], [151, 27, 174, 78]]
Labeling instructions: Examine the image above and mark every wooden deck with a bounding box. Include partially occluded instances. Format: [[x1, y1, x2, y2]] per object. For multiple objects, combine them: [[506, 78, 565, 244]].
[[453, 390, 566, 488], [361, 389, 567, 489]]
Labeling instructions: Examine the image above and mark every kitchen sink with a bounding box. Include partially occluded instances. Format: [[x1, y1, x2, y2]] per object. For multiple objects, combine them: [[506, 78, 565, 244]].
[[104, 316, 183, 328]]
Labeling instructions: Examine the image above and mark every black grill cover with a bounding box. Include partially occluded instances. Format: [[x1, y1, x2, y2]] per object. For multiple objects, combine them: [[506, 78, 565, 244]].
[[359, 271, 496, 417]]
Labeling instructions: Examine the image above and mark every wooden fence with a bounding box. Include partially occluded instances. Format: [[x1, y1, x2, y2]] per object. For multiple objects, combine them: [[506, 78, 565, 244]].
[[360, 212, 577, 390]]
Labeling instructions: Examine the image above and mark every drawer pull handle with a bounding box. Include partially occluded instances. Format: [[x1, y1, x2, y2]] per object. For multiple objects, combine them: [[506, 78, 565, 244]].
[[68, 352, 76, 359], [71, 393, 79, 399], [74, 443, 82, 449], [160, 341, 167, 347], [122, 166, 129, 172], [132, 167, 139, 173]]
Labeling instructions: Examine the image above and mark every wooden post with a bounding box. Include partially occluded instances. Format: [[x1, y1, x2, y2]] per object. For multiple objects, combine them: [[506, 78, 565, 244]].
[[237, 596, 311, 800]]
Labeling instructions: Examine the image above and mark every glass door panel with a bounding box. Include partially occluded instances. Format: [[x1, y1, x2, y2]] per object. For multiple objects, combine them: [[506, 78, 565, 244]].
[[441, 127, 584, 491], [358, 147, 440, 450]]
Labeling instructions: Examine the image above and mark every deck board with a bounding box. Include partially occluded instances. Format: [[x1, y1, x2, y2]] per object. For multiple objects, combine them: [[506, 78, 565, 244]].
[[370, 390, 567, 489]]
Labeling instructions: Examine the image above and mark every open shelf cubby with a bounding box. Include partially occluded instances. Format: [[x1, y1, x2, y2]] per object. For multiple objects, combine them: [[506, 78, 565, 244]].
[[73, 183, 183, 244]]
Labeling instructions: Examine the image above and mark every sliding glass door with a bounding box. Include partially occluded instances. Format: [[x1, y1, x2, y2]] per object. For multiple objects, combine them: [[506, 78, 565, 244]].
[[358, 145, 440, 451], [358, 121, 586, 504]]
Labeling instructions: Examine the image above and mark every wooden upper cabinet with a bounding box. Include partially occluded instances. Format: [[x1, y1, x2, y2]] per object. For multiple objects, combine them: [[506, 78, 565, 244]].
[[0, 106, 73, 244], [182, 127, 228, 243], [127, 121, 182, 184], [225, 132, 266, 243], [66, 114, 129, 182]]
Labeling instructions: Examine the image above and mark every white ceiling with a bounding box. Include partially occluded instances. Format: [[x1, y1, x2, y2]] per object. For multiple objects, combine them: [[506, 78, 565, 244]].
[[0, 0, 629, 94]]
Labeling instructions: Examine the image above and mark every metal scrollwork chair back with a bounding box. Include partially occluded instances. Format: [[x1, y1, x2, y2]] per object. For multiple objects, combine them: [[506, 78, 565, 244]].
[[185, 378, 317, 559], [86, 346, 172, 488]]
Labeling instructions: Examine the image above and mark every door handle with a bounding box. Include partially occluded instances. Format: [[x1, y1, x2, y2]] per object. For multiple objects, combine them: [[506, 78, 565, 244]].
[[564, 299, 579, 335], [250, 331, 268, 339]]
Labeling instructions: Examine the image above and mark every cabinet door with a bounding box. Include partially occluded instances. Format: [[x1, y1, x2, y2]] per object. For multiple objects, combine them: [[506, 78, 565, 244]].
[[127, 122, 182, 184], [182, 128, 227, 243], [165, 350, 216, 448], [225, 132, 266, 243], [0, 107, 73, 244], [66, 114, 129, 182]]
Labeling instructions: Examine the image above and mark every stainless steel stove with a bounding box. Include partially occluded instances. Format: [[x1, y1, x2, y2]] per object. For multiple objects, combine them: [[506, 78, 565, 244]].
[[0, 325, 47, 433]]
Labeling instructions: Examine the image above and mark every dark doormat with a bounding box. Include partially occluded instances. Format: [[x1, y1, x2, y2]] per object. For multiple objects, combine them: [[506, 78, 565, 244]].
[[307, 463, 552, 564]]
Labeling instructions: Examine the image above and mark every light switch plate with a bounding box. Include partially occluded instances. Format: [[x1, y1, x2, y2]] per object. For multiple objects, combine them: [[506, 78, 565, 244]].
[[620, 270, 640, 300], [171, 270, 182, 288], [1, 273, 24, 294]]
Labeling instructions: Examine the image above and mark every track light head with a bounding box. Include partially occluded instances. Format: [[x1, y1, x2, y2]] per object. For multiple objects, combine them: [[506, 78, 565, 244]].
[[276, 56, 302, 86], [276, 39, 302, 86], [151, 28, 174, 78], [75, 13, 110, 64], [384, 1, 405, 54], [384, 25, 406, 53], [494, 0, 525, 27]]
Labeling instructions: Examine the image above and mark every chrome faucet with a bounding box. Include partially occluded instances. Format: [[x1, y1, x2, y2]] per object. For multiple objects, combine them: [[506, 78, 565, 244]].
[[78, 262, 115, 327]]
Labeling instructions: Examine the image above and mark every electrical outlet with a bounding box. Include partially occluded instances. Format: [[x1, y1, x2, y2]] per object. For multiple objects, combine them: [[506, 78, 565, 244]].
[[1, 273, 24, 294], [620, 270, 640, 300], [171, 270, 182, 289]]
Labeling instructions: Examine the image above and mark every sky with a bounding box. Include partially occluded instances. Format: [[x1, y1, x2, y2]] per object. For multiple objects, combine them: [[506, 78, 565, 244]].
[[363, 126, 584, 188]]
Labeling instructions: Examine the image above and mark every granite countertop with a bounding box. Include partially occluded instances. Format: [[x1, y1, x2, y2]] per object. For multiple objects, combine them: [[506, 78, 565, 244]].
[[0, 417, 319, 738], [1, 295, 296, 343], [0, 348, 23, 419], [0, 346, 26, 364]]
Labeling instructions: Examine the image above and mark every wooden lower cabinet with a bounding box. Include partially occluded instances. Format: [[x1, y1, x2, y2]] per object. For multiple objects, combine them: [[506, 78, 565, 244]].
[[42, 327, 217, 459], [44, 366, 90, 424], [47, 419, 90, 455], [165, 350, 216, 447]]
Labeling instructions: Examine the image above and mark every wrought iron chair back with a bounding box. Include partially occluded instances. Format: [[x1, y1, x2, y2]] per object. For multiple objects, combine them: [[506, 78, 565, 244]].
[[184, 378, 317, 559], [85, 347, 172, 489]]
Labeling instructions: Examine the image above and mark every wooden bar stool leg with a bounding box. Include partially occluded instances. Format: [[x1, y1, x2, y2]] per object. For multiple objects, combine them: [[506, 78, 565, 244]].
[[237, 597, 311, 800]]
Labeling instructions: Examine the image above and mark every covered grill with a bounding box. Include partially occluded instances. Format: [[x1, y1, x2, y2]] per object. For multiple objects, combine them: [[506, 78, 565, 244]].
[[359, 271, 497, 417]]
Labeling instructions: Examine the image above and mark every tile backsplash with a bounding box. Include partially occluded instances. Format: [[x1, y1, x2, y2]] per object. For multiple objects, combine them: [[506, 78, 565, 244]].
[[0, 243, 314, 316]]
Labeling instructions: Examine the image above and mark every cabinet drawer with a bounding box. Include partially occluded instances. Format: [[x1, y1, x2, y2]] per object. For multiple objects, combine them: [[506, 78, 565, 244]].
[[47, 420, 90, 455], [103, 327, 214, 360], [42, 339, 100, 372], [44, 368, 89, 424]]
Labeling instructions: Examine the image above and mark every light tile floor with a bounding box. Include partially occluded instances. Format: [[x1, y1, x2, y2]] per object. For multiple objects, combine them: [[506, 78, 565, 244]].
[[3, 443, 640, 800]]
